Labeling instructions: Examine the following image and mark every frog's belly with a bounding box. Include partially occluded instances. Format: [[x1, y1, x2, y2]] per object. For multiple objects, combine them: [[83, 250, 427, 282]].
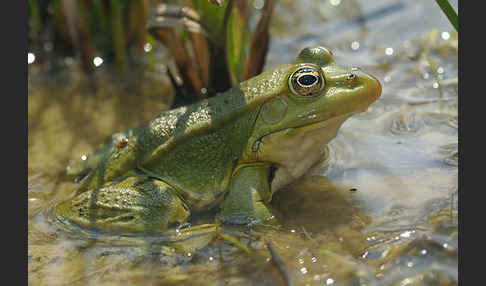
[[257, 113, 353, 193]]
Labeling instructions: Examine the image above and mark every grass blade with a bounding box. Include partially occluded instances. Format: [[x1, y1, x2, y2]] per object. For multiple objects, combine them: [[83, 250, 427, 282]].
[[435, 0, 458, 32], [28, 0, 42, 32], [149, 27, 204, 100], [189, 32, 211, 89], [127, 0, 149, 53], [148, 4, 208, 36], [192, 0, 228, 44], [242, 0, 276, 80], [225, 0, 250, 85], [110, 0, 128, 72]]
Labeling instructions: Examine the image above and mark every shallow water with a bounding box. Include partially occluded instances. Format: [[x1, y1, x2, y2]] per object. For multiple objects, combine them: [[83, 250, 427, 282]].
[[28, 0, 458, 285]]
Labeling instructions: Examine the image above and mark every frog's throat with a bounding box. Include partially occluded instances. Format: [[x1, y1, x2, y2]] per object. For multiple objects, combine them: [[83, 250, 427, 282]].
[[254, 112, 356, 193]]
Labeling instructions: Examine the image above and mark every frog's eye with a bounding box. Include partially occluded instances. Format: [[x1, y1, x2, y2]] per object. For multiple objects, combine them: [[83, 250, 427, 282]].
[[288, 66, 325, 97]]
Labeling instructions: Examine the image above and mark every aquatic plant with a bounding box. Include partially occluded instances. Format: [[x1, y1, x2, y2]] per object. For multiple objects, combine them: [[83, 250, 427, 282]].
[[148, 0, 276, 103], [28, 0, 149, 73], [28, 0, 276, 106]]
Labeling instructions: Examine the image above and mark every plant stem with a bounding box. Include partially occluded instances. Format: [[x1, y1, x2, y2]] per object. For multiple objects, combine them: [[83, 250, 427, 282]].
[[110, 0, 128, 72], [435, 0, 458, 32], [28, 0, 42, 32]]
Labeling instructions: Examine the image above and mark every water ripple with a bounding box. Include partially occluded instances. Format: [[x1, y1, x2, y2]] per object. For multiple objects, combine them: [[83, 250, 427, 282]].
[[389, 113, 424, 135], [439, 143, 458, 167]]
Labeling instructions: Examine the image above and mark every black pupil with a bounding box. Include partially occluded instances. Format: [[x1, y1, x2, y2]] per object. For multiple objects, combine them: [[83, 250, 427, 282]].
[[298, 74, 317, 86]]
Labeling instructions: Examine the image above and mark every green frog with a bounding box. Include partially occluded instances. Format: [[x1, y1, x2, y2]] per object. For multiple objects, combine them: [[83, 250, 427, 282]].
[[56, 46, 381, 233]]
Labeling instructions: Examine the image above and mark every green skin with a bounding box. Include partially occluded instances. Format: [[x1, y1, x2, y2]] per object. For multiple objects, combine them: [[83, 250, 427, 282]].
[[56, 47, 382, 233]]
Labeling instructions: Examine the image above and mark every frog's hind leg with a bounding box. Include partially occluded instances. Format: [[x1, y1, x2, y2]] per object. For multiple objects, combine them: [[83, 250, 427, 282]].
[[219, 164, 280, 225], [56, 176, 190, 233]]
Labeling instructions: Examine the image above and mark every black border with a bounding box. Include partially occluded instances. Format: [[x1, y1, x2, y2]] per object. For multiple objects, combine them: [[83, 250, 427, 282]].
[[10, 0, 28, 285]]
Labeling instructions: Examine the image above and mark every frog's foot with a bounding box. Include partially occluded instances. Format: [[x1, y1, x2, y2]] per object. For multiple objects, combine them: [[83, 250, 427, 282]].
[[219, 164, 280, 226], [55, 176, 190, 233]]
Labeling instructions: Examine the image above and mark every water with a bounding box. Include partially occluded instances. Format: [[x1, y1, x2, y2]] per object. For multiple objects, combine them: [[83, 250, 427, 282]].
[[28, 0, 458, 285]]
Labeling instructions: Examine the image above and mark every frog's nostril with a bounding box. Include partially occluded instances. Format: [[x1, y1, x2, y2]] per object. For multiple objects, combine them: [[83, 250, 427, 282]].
[[347, 73, 357, 81]]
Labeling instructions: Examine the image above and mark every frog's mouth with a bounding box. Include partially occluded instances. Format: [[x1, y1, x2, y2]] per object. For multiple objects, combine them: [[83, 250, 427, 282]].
[[268, 100, 370, 139], [294, 109, 362, 130], [261, 110, 357, 146]]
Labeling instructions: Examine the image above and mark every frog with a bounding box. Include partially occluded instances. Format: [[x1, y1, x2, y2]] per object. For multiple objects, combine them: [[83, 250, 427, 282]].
[[55, 46, 382, 233]]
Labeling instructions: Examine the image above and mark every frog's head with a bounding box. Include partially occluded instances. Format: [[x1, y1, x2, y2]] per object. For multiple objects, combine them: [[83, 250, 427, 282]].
[[248, 46, 382, 191], [252, 46, 381, 136]]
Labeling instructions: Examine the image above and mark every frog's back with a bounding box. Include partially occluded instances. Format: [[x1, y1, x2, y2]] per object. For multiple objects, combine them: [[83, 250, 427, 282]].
[[137, 87, 251, 160], [137, 64, 293, 158]]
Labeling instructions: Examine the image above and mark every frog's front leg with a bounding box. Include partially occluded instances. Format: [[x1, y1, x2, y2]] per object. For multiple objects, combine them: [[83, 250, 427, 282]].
[[219, 164, 280, 225], [56, 176, 190, 233]]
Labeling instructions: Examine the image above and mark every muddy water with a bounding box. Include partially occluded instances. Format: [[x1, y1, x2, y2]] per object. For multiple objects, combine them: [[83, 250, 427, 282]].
[[28, 0, 458, 285]]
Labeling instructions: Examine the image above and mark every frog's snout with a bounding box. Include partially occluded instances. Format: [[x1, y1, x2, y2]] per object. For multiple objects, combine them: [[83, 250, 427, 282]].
[[369, 74, 382, 101], [349, 67, 382, 103], [357, 71, 382, 104]]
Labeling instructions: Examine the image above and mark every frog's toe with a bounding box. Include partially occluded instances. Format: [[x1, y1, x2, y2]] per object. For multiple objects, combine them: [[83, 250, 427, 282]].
[[55, 176, 190, 233]]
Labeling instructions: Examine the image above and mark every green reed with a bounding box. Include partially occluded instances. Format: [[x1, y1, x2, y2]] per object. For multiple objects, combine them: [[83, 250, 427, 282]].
[[435, 0, 458, 32]]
